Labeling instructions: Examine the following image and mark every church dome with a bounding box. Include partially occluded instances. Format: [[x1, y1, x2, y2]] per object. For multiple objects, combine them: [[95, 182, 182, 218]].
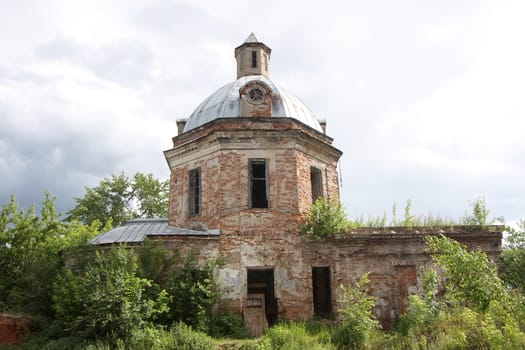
[[182, 34, 323, 133], [183, 74, 323, 132]]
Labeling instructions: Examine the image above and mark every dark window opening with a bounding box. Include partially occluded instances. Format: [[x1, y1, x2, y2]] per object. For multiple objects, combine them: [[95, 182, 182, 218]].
[[248, 268, 277, 325], [188, 168, 201, 217], [250, 160, 269, 208], [251, 51, 257, 68], [310, 167, 323, 203], [312, 267, 332, 317]]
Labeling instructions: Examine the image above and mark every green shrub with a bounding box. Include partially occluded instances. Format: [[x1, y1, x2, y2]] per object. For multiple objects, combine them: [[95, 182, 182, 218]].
[[425, 235, 507, 311], [332, 274, 380, 349], [396, 269, 442, 337], [0, 194, 99, 316], [256, 322, 336, 350], [169, 322, 216, 350], [302, 198, 351, 239], [162, 254, 222, 331], [208, 309, 251, 339], [137, 241, 223, 331], [388, 235, 525, 350], [51, 246, 169, 341], [2, 335, 88, 350]]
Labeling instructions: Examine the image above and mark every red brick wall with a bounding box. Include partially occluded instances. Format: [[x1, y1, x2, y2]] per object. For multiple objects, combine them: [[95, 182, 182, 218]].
[[303, 228, 502, 328], [165, 118, 342, 233], [162, 117, 502, 330], [0, 314, 31, 345]]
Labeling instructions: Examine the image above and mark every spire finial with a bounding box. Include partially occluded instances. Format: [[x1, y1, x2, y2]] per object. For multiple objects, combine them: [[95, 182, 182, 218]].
[[244, 32, 259, 43]]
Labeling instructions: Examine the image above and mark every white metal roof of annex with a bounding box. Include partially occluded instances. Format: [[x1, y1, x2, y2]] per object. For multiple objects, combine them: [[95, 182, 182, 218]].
[[182, 74, 323, 133]]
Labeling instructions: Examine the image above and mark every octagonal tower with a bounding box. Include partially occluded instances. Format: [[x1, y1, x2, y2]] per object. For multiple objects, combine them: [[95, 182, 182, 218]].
[[164, 34, 342, 235]]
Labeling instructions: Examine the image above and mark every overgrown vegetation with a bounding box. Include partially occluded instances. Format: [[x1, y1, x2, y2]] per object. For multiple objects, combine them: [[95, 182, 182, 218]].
[[3, 184, 524, 349], [254, 234, 525, 350], [301, 198, 352, 238], [387, 235, 525, 349], [332, 274, 380, 349], [0, 192, 241, 349], [500, 219, 525, 292], [303, 196, 499, 239], [3, 322, 216, 350], [256, 322, 336, 350], [67, 172, 169, 228], [0, 193, 101, 316], [51, 246, 170, 342]]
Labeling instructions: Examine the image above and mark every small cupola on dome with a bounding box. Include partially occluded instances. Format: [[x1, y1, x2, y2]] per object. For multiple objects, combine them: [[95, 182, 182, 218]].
[[234, 33, 271, 78]]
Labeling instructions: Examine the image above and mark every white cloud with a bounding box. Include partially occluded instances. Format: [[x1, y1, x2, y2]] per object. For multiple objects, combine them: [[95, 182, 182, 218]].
[[0, 0, 523, 223]]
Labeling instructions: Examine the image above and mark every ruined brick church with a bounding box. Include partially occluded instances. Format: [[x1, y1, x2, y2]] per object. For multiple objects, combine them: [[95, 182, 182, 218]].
[[91, 34, 502, 334]]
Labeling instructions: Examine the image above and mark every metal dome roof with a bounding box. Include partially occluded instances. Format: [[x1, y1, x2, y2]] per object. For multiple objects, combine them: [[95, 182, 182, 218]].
[[182, 74, 323, 133]]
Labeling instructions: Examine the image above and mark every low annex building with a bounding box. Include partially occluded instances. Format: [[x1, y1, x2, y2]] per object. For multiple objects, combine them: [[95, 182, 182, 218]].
[[91, 34, 502, 334]]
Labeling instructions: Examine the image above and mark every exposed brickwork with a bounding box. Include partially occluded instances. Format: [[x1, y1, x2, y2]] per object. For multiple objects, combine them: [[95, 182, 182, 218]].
[[302, 227, 502, 328], [168, 117, 335, 149], [161, 116, 502, 333], [0, 314, 31, 345], [240, 82, 273, 117], [165, 118, 341, 233]]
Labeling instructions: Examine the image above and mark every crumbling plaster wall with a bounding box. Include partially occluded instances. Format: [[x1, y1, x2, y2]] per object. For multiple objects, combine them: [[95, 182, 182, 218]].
[[302, 228, 502, 328], [150, 225, 501, 330]]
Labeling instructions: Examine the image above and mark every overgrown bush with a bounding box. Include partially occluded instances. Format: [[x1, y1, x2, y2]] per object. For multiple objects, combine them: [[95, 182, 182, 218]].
[[0, 194, 100, 316], [395, 269, 442, 337], [137, 240, 223, 331], [388, 235, 525, 349], [302, 198, 351, 238], [256, 322, 336, 350], [426, 234, 507, 311], [332, 273, 380, 349], [162, 254, 222, 331], [500, 219, 525, 292], [9, 324, 217, 350], [52, 246, 169, 341], [207, 309, 251, 339], [169, 322, 216, 349], [117, 323, 215, 350]]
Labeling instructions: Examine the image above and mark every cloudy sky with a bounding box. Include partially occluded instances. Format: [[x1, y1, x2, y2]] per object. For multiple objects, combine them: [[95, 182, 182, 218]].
[[1, 0, 523, 225]]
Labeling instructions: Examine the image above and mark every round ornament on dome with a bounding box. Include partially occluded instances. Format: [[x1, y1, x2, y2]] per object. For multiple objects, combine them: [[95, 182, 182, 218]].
[[247, 87, 265, 104]]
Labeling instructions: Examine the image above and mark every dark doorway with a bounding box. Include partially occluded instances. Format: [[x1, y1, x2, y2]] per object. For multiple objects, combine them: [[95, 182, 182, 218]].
[[247, 268, 277, 325], [312, 266, 332, 317]]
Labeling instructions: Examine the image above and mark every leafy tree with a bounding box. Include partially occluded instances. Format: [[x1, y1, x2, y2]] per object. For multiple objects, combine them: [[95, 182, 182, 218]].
[[0, 193, 99, 316], [52, 246, 169, 342], [500, 219, 525, 292], [425, 234, 507, 311], [67, 172, 169, 228], [132, 172, 169, 219]]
